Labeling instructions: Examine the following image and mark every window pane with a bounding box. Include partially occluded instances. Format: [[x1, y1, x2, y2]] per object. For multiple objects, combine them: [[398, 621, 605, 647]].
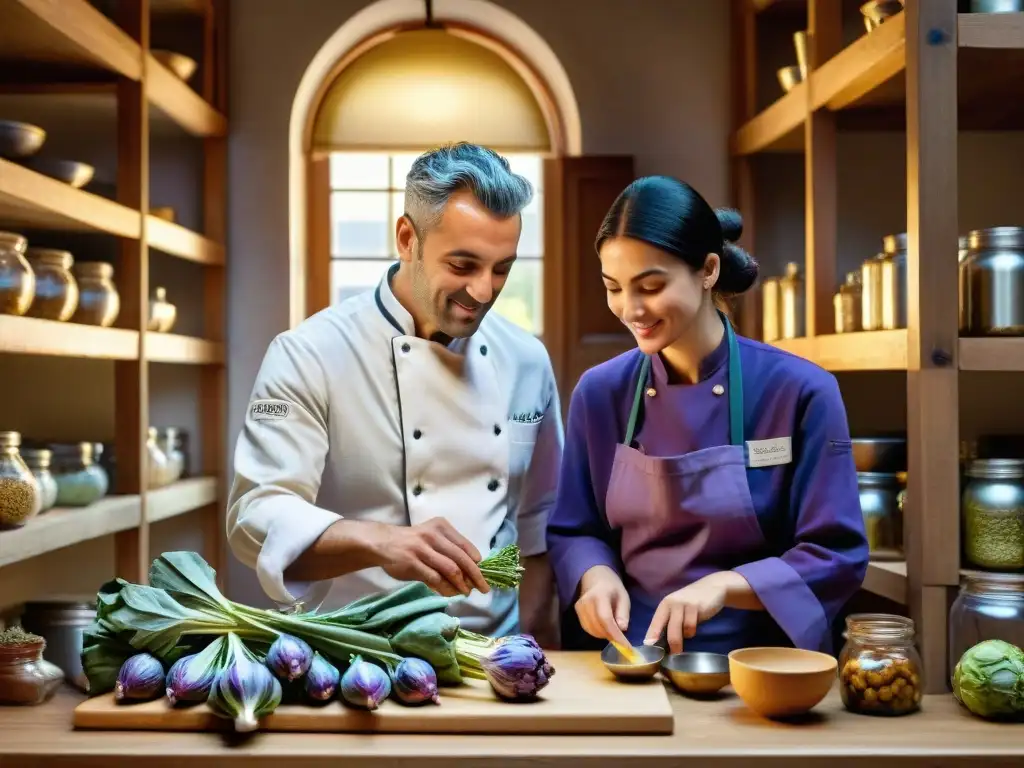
[[331, 191, 390, 257], [330, 153, 389, 190], [390, 191, 406, 256], [505, 154, 543, 192], [390, 152, 421, 189], [493, 259, 543, 335], [330, 258, 396, 305], [519, 193, 543, 258]]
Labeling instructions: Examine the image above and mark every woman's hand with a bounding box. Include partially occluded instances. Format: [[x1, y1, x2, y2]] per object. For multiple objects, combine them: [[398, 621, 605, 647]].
[[575, 565, 631, 648], [644, 572, 735, 653]]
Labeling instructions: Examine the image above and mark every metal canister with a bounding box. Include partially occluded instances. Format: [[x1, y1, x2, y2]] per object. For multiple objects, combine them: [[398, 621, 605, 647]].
[[834, 271, 862, 334], [761, 276, 780, 342], [779, 262, 805, 339], [960, 226, 1024, 336], [879, 232, 907, 330], [962, 458, 1024, 570], [19, 600, 97, 692], [861, 253, 885, 331]]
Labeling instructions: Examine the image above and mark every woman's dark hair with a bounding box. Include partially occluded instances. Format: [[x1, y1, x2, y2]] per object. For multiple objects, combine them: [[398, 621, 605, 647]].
[[595, 175, 758, 295]]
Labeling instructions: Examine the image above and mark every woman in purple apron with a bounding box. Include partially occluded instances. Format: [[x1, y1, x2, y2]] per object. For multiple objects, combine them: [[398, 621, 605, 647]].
[[546, 176, 868, 656]]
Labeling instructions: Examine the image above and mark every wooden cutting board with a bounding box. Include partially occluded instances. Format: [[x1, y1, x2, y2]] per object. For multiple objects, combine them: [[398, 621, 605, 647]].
[[73, 651, 674, 735]]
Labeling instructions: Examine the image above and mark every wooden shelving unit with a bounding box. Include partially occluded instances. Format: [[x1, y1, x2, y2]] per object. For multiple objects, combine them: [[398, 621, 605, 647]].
[[730, 0, 1024, 694], [0, 0, 228, 588]]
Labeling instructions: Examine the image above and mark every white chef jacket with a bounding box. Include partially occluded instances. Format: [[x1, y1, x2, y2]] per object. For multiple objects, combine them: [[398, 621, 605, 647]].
[[227, 263, 563, 637]]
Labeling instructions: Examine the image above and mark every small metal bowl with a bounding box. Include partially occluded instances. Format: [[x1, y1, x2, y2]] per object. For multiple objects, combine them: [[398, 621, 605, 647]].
[[0, 120, 46, 159], [661, 652, 731, 696], [777, 65, 803, 94], [601, 642, 664, 681]]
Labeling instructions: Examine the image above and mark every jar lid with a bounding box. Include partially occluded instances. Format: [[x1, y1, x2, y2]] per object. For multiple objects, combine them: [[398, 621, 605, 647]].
[[967, 226, 1024, 252], [26, 248, 74, 270], [961, 570, 1024, 595], [49, 441, 93, 462], [966, 458, 1024, 479], [21, 448, 52, 466], [882, 232, 908, 254], [74, 261, 114, 279], [0, 232, 28, 255], [856, 471, 902, 487], [0, 431, 22, 449]]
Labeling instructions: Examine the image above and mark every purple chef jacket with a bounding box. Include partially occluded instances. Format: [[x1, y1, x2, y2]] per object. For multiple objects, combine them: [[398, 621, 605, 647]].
[[546, 331, 869, 654]]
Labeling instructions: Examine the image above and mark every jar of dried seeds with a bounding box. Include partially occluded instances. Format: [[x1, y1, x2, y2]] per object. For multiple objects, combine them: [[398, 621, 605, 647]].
[[962, 459, 1024, 571], [0, 431, 40, 528]]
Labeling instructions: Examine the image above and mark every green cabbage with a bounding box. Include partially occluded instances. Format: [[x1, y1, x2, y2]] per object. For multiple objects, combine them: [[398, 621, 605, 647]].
[[951, 639, 1024, 719]]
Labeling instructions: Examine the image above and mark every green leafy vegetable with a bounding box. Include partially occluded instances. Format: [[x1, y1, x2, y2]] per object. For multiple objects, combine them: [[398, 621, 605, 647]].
[[952, 639, 1024, 719], [477, 544, 526, 589]]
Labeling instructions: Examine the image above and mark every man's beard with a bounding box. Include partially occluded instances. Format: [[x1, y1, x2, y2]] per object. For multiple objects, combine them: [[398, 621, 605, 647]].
[[411, 248, 489, 339]]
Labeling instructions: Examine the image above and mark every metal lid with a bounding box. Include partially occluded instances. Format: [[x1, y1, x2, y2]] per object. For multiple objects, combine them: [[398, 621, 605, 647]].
[[26, 248, 74, 270], [882, 232, 907, 254], [967, 226, 1024, 252], [966, 457, 1024, 479], [0, 232, 28, 255], [49, 441, 93, 462], [856, 471, 903, 487], [0, 431, 21, 449], [21, 448, 52, 468], [961, 570, 1024, 596], [73, 261, 114, 279]]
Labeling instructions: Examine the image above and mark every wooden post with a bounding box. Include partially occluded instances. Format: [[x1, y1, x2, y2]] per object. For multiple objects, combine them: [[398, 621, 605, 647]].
[[113, 0, 150, 585], [904, 0, 961, 694], [804, 0, 840, 337]]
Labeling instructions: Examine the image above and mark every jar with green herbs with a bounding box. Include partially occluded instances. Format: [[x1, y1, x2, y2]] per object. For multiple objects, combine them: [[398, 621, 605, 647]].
[[838, 613, 923, 716], [51, 442, 106, 507], [0, 431, 40, 528], [962, 458, 1024, 571], [0, 232, 35, 317], [20, 449, 57, 514], [24, 248, 78, 322]]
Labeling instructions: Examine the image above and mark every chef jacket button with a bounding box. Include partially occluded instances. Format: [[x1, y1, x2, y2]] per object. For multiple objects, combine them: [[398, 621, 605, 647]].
[[487, 479, 499, 492], [401, 342, 411, 353], [413, 429, 422, 439], [480, 345, 488, 356], [412, 484, 423, 496], [494, 424, 501, 436], [646, 387, 657, 397], [712, 384, 725, 396]]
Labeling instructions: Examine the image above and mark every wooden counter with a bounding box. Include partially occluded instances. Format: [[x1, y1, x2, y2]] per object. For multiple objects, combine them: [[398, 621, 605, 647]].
[[1, 682, 1022, 768]]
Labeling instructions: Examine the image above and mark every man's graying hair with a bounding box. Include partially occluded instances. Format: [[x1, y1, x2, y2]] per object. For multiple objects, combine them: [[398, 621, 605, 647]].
[[404, 142, 534, 231]]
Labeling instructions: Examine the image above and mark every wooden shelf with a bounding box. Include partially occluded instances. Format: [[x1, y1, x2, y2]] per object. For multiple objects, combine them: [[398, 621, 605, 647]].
[[769, 330, 908, 371], [0, 0, 141, 81], [732, 84, 806, 155], [862, 560, 907, 604], [147, 333, 223, 365], [958, 337, 1024, 371], [0, 477, 217, 568], [812, 12, 906, 112], [0, 315, 137, 360], [0, 158, 140, 237], [147, 215, 224, 266], [146, 53, 227, 139]]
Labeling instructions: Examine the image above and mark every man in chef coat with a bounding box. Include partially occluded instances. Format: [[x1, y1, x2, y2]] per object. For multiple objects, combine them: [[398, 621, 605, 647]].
[[227, 142, 562, 645]]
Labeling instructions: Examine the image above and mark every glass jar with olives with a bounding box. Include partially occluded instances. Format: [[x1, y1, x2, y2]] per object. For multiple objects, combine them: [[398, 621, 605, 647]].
[[838, 613, 923, 716]]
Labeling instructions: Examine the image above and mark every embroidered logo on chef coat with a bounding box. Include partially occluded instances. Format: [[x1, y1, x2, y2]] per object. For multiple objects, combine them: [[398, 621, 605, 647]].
[[511, 410, 544, 424], [746, 436, 793, 468], [249, 399, 291, 421]]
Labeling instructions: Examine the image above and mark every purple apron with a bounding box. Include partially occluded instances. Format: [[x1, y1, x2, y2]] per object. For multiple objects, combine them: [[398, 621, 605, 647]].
[[604, 315, 789, 653]]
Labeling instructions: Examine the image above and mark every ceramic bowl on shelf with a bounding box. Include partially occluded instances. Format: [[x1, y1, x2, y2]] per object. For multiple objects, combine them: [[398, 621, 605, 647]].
[[661, 651, 731, 696], [152, 50, 197, 82], [728, 647, 837, 719], [600, 642, 664, 681], [0, 120, 46, 159], [20, 157, 94, 188], [777, 65, 802, 94], [861, 0, 905, 32]]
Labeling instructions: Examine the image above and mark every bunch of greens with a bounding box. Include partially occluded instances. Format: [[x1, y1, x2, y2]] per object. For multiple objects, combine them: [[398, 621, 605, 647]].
[[82, 550, 551, 707], [952, 638, 1024, 720]]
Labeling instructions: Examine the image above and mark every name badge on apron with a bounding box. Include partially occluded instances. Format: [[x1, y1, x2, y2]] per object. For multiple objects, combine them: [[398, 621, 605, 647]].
[[746, 436, 792, 468]]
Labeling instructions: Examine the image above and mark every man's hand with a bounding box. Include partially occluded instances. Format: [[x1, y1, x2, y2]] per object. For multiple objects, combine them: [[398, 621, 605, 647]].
[[575, 565, 631, 648], [374, 517, 491, 597]]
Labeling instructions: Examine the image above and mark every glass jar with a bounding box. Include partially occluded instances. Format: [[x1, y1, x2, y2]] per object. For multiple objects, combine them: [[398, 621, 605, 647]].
[[879, 232, 907, 330], [25, 248, 79, 322], [51, 442, 106, 507], [0, 431, 41, 528], [20, 448, 58, 514], [156, 427, 184, 484], [146, 427, 169, 489], [858, 471, 904, 560], [0, 634, 65, 705], [839, 613, 923, 716], [959, 226, 1024, 336], [71, 262, 119, 327], [0, 232, 36, 316], [834, 271, 863, 333], [861, 253, 885, 331], [779, 261, 805, 339], [962, 458, 1024, 571], [90, 443, 109, 497], [949, 572, 1024, 680]]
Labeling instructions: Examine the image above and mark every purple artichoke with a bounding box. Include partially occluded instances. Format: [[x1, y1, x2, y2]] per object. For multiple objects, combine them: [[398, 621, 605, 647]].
[[266, 633, 313, 682], [481, 639, 554, 700], [340, 655, 391, 710], [391, 657, 440, 706], [114, 653, 165, 702], [304, 652, 340, 702]]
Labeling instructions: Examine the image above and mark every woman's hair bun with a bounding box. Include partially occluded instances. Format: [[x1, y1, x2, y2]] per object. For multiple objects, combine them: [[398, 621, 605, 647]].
[[715, 207, 743, 243], [717, 238, 759, 296]]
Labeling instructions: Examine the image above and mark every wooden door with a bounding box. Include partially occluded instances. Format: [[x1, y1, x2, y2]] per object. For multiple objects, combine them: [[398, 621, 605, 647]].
[[542, 155, 636, 408]]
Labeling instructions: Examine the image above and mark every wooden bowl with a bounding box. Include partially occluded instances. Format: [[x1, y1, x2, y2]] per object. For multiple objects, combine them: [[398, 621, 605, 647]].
[[728, 647, 837, 718], [661, 652, 730, 695], [600, 642, 664, 681]]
